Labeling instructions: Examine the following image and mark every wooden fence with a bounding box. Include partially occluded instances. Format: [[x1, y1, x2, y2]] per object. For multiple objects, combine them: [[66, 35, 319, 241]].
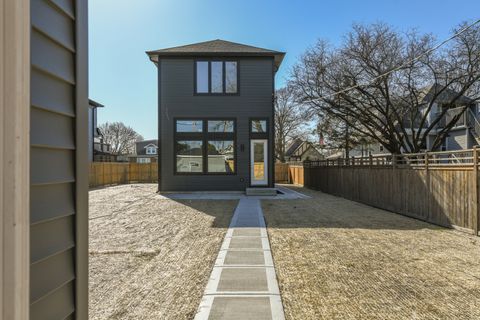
[[89, 162, 157, 187], [275, 163, 304, 185], [90, 162, 303, 188], [304, 149, 480, 236]]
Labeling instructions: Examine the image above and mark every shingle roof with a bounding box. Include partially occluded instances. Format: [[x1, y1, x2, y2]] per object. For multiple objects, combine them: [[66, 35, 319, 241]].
[[146, 39, 285, 70], [285, 139, 304, 157]]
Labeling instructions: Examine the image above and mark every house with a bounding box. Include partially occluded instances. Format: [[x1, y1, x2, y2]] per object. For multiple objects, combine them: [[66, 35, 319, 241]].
[[284, 138, 323, 162], [147, 39, 285, 191], [89, 99, 115, 162], [404, 85, 480, 151], [129, 139, 159, 163]]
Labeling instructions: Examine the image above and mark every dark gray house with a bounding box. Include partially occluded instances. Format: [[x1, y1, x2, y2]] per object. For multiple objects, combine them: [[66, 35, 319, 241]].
[[147, 40, 285, 191]]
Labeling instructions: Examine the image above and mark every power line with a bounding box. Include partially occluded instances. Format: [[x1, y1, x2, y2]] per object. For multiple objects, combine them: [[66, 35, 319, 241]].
[[304, 18, 480, 104]]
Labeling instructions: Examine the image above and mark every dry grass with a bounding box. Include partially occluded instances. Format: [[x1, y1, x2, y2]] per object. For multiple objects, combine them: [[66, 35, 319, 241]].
[[89, 184, 236, 320], [263, 186, 480, 320]]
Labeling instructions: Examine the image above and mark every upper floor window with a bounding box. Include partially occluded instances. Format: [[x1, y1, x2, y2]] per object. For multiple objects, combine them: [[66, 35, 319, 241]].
[[146, 146, 157, 155], [195, 61, 238, 94]]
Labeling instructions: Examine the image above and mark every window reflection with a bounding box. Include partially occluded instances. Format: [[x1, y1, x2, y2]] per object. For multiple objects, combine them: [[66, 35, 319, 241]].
[[208, 140, 235, 173], [176, 140, 203, 172], [208, 120, 234, 133]]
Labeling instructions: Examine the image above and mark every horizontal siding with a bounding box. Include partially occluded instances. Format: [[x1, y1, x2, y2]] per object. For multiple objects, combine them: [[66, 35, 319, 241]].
[[31, 68, 75, 116], [30, 281, 75, 320], [30, 248, 75, 303], [30, 183, 75, 224], [31, 0, 75, 51], [30, 0, 78, 318], [160, 58, 274, 191], [31, 107, 75, 149], [30, 147, 75, 185], [30, 215, 75, 263], [31, 28, 75, 84], [49, 0, 75, 19]]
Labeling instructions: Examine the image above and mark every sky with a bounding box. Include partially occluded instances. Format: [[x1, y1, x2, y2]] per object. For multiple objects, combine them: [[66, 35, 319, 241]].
[[89, 0, 480, 139]]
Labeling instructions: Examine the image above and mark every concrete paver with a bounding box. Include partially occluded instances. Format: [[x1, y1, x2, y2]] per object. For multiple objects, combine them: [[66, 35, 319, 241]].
[[194, 198, 285, 320]]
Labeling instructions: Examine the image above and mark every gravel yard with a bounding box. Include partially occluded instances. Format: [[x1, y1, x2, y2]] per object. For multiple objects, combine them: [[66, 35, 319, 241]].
[[263, 186, 480, 320], [89, 184, 236, 320]]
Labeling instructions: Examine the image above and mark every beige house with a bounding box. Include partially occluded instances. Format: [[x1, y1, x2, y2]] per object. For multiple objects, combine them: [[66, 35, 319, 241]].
[[285, 139, 323, 162]]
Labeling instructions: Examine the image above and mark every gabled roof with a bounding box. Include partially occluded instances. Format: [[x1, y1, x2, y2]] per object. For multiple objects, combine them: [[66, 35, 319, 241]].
[[419, 84, 474, 105], [135, 139, 158, 155], [285, 139, 304, 157], [143, 143, 158, 148], [146, 39, 285, 70], [285, 138, 322, 158]]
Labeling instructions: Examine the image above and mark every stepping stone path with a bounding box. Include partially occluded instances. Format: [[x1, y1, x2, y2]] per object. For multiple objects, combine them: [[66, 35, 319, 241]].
[[194, 198, 285, 320]]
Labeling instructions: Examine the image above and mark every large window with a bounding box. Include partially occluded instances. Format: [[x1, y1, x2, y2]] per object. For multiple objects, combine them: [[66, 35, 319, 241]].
[[195, 61, 238, 94], [176, 140, 203, 173], [174, 119, 236, 174]]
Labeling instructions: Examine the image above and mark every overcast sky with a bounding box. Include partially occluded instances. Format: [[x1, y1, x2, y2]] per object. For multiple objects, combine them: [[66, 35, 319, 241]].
[[89, 0, 480, 139]]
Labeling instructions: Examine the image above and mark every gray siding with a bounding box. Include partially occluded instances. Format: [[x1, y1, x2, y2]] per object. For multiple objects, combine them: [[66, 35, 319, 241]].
[[30, 0, 88, 319], [447, 129, 469, 150], [159, 58, 274, 191]]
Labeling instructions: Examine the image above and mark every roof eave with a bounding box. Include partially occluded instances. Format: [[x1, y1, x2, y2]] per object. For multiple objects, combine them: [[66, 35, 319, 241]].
[[146, 51, 285, 69]]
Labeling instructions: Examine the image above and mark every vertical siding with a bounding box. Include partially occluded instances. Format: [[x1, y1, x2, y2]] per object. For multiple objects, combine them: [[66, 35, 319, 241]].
[[159, 58, 274, 191], [30, 0, 87, 319]]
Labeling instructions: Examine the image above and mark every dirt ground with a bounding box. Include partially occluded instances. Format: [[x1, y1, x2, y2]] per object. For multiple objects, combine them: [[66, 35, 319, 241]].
[[89, 184, 236, 320], [263, 186, 480, 320]]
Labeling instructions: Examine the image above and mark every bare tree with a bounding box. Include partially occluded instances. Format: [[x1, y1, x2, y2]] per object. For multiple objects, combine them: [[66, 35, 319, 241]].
[[99, 122, 143, 155], [275, 86, 309, 162], [315, 112, 364, 158], [291, 22, 480, 153]]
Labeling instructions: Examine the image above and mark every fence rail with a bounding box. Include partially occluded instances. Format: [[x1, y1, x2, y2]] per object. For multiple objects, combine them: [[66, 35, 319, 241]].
[[305, 149, 476, 168], [303, 148, 480, 236]]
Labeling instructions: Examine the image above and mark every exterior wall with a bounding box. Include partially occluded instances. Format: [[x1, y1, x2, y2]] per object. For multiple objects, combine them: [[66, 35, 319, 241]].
[[159, 57, 274, 191], [300, 148, 323, 161], [30, 0, 88, 319], [88, 107, 95, 161], [1, 0, 30, 318], [447, 129, 469, 150]]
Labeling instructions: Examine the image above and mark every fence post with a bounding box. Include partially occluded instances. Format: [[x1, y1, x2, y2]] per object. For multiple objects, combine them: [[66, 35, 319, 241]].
[[474, 146, 479, 236], [425, 151, 431, 222], [392, 154, 397, 169], [369, 154, 373, 168]]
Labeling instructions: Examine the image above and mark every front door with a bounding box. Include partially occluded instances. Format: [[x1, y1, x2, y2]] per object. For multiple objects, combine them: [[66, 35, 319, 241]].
[[250, 139, 268, 186]]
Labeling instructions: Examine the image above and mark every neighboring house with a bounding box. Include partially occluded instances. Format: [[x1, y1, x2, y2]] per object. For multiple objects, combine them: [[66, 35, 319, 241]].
[[89, 99, 115, 162], [404, 85, 480, 151], [284, 138, 323, 162], [129, 139, 159, 163], [147, 39, 285, 191]]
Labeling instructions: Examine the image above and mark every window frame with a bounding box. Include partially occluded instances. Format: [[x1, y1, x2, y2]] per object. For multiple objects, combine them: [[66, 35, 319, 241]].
[[145, 145, 157, 155], [174, 117, 237, 175], [194, 59, 240, 96], [249, 118, 269, 139]]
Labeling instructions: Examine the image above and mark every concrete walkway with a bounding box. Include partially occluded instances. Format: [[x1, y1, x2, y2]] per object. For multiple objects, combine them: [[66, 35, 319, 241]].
[[194, 198, 285, 320]]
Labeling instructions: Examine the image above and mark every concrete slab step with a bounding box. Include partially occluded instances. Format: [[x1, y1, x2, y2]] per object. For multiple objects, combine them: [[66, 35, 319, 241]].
[[245, 188, 277, 196]]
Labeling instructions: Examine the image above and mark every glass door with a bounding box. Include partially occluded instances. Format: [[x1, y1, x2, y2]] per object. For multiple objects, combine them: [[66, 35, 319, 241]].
[[250, 139, 268, 186]]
